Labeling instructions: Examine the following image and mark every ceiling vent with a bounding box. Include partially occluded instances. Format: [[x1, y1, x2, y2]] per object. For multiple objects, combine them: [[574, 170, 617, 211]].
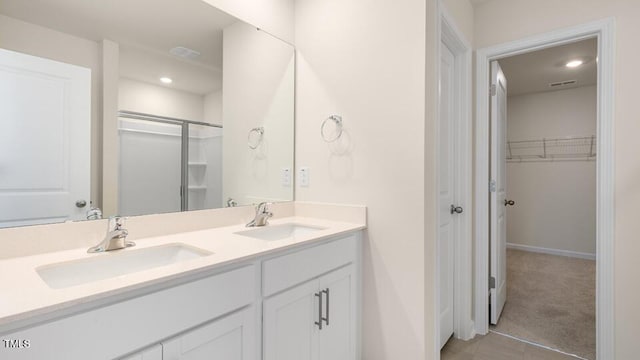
[[549, 80, 577, 88], [170, 46, 201, 60]]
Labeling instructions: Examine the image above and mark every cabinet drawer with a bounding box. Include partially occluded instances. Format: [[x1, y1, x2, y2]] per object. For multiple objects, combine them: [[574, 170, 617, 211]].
[[3, 265, 256, 360], [262, 235, 357, 297]]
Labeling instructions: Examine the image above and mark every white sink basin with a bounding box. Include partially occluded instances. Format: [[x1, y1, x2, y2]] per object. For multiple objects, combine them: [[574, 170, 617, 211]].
[[36, 243, 212, 289], [235, 223, 325, 241]]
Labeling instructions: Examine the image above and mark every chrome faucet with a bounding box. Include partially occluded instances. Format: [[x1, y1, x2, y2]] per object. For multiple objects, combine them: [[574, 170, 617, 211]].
[[87, 216, 135, 253], [246, 202, 273, 227], [86, 207, 103, 220]]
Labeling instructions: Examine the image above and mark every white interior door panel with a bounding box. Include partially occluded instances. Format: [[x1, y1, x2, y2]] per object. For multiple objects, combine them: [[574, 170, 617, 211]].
[[0, 49, 90, 227], [490, 60, 508, 325]]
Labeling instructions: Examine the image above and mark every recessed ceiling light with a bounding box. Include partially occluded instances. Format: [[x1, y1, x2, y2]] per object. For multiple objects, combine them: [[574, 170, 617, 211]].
[[160, 77, 173, 84], [566, 60, 583, 68]]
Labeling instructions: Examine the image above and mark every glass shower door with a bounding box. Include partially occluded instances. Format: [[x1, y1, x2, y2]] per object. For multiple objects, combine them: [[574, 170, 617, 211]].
[[118, 117, 182, 216]]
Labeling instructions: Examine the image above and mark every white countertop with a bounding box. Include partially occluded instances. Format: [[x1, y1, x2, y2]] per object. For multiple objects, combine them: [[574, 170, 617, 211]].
[[0, 216, 365, 332]]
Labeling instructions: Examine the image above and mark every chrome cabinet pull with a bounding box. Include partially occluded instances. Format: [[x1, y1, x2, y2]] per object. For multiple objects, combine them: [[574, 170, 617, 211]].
[[315, 291, 323, 330], [450, 205, 463, 214], [504, 199, 515, 206], [322, 288, 330, 326]]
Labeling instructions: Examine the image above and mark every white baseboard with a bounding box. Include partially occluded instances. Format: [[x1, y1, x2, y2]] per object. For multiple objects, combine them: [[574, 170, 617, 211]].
[[466, 322, 476, 341], [507, 243, 595, 260]]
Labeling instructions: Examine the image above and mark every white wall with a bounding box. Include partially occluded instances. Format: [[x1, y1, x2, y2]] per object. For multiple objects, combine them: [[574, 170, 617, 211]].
[[222, 21, 295, 206], [202, 0, 294, 44], [204, 91, 223, 125], [294, 0, 428, 358], [102, 40, 120, 216], [507, 86, 597, 139], [118, 78, 205, 121], [442, 0, 475, 45], [0, 14, 102, 209], [506, 86, 596, 255], [474, 1, 640, 357]]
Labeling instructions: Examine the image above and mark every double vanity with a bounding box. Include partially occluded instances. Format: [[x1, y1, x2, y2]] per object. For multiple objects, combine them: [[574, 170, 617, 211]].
[[0, 202, 366, 360], [0, 1, 362, 359]]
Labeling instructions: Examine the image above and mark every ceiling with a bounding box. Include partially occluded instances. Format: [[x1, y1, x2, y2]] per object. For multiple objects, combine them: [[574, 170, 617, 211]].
[[498, 38, 597, 96], [119, 45, 223, 95], [0, 0, 238, 94]]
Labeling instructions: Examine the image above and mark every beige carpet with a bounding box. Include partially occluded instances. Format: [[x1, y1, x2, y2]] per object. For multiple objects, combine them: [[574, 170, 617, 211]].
[[491, 249, 596, 360]]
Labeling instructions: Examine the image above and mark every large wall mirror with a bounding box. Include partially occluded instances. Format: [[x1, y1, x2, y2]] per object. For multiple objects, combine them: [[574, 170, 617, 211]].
[[0, 0, 295, 228]]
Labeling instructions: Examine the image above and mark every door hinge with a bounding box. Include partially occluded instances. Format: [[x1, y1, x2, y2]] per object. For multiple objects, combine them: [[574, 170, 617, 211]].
[[489, 180, 497, 193], [490, 84, 497, 96], [489, 276, 496, 289]]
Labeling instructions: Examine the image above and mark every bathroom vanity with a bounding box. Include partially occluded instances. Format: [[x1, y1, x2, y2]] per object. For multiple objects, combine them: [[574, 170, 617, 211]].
[[0, 1, 362, 358], [0, 204, 365, 360]]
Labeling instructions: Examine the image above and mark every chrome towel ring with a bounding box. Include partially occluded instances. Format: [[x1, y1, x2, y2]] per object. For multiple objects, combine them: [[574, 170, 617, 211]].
[[248, 127, 264, 149], [321, 115, 343, 142]]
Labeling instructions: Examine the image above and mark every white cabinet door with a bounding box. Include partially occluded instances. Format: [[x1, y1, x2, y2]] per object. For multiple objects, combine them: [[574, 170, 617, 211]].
[[121, 345, 163, 360], [317, 265, 356, 360], [163, 306, 256, 360], [264, 265, 357, 360], [263, 279, 320, 360]]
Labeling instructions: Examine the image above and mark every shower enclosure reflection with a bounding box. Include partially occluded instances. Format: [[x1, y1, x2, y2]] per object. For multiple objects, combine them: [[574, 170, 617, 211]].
[[118, 112, 223, 217]]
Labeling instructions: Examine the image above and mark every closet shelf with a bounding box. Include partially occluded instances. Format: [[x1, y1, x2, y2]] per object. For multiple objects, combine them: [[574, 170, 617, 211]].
[[188, 186, 207, 191], [507, 135, 596, 161], [188, 162, 207, 167]]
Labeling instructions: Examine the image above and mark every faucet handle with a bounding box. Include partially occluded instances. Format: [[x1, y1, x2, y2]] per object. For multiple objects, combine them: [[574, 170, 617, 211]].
[[108, 216, 126, 230], [256, 202, 271, 214], [86, 207, 103, 220]]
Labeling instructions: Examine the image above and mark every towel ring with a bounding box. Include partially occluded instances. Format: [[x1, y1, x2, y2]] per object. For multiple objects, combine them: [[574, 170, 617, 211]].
[[321, 115, 343, 142], [248, 127, 264, 149]]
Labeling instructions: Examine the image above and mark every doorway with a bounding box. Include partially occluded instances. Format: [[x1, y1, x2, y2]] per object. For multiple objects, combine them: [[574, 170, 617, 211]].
[[474, 19, 615, 360], [489, 38, 598, 359], [437, 8, 473, 353]]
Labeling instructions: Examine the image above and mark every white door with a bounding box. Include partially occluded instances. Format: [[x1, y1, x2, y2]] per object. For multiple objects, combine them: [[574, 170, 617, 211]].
[[263, 279, 319, 360], [490, 60, 508, 325], [318, 265, 356, 360], [438, 42, 456, 348], [163, 307, 255, 360], [121, 344, 162, 360], [0, 48, 91, 228]]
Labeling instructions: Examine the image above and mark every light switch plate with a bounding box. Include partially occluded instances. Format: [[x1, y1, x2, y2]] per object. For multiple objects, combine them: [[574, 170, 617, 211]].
[[299, 167, 310, 187], [281, 168, 291, 187]]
